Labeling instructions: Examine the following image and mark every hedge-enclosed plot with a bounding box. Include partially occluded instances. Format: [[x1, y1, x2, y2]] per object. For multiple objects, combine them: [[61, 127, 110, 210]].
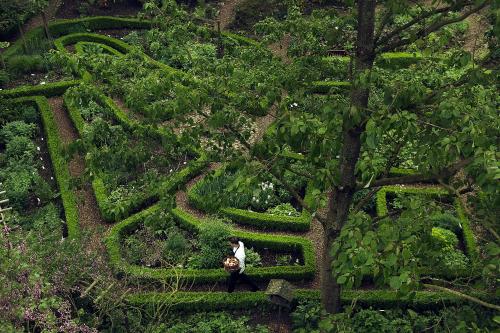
[[375, 185, 479, 279], [63, 86, 208, 222], [105, 206, 315, 284], [9, 96, 79, 239]]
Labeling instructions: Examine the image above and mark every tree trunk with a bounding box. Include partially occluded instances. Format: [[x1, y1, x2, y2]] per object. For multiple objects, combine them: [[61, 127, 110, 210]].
[[320, 0, 377, 314], [18, 23, 27, 53], [41, 11, 52, 42]]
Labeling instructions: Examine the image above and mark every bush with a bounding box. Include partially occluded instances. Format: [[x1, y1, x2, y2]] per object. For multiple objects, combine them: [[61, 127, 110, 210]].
[[431, 227, 459, 248], [430, 213, 462, 234], [438, 247, 470, 273], [0, 120, 37, 144], [163, 231, 189, 259], [266, 203, 300, 217], [291, 300, 323, 333], [245, 247, 262, 268], [188, 219, 231, 269], [5, 136, 37, 162]]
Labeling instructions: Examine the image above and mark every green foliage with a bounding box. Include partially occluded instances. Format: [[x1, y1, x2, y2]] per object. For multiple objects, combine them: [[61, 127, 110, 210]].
[[7, 55, 46, 75], [158, 312, 269, 333], [430, 213, 462, 234], [431, 227, 459, 249], [188, 219, 230, 269], [0, 120, 37, 143], [266, 203, 300, 217], [0, 69, 9, 87], [231, 0, 287, 32], [245, 247, 262, 268], [291, 300, 323, 333]]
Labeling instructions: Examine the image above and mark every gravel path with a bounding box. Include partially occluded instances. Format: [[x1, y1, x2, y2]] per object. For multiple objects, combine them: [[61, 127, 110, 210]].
[[48, 97, 106, 235]]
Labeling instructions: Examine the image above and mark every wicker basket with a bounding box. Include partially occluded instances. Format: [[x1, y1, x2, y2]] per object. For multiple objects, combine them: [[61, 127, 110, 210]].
[[223, 256, 240, 272]]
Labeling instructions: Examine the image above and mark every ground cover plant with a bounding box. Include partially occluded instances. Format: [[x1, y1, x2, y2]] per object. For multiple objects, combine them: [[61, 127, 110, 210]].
[[0, 0, 498, 331]]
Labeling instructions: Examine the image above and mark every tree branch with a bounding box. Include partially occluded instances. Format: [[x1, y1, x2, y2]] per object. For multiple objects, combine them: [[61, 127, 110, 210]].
[[376, 5, 453, 49], [377, 1, 489, 53], [363, 158, 473, 189], [423, 284, 500, 311]]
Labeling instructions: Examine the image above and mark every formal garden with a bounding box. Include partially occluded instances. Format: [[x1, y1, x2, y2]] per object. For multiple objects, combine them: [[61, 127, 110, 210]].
[[0, 0, 499, 332]]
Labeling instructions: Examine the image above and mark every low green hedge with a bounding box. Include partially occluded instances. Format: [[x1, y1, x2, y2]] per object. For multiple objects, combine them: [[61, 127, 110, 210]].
[[3, 16, 152, 60], [375, 52, 424, 70], [221, 31, 263, 48], [375, 185, 479, 278], [125, 289, 497, 313], [105, 206, 315, 284], [0, 80, 81, 99], [11, 96, 79, 239]]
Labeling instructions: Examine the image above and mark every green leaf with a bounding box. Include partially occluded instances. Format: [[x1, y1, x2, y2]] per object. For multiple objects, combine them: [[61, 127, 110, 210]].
[[389, 276, 402, 289]]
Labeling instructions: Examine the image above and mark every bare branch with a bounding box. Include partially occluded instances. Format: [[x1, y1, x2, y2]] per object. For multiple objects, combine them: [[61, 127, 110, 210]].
[[363, 158, 473, 189], [377, 1, 489, 53], [423, 283, 500, 311]]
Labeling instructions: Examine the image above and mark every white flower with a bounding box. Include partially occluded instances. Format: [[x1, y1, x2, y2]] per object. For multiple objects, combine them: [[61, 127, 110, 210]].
[[50, 177, 53, 180], [335, 26, 339, 30], [37, 146, 40, 151], [183, 161, 187, 165], [256, 199, 259, 203], [44, 75, 48, 78], [31, 73, 35, 76], [40, 81, 46, 85], [267, 195, 271, 199], [293, 102, 298, 107], [40, 157, 43, 161], [42, 166, 45, 170], [41, 137, 43, 141], [288, 212, 292, 216], [0, 89, 2, 91]]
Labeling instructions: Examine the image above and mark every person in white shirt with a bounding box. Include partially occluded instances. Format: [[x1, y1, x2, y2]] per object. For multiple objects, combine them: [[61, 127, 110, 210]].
[[227, 236, 259, 293]]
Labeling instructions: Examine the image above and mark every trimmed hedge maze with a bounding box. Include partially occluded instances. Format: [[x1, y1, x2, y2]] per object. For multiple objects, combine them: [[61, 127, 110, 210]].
[[1, 16, 489, 315]]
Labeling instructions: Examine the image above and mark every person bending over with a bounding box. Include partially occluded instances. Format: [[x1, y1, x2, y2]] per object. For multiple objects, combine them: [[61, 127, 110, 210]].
[[227, 236, 259, 293]]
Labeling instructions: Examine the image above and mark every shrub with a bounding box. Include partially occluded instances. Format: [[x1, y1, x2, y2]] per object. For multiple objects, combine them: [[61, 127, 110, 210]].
[[5, 136, 37, 162], [431, 227, 459, 248], [0, 120, 37, 143], [188, 219, 231, 269], [163, 231, 189, 259], [430, 213, 462, 234], [266, 203, 301, 217], [230, 0, 287, 31], [291, 300, 323, 333], [438, 248, 470, 273], [245, 247, 262, 268]]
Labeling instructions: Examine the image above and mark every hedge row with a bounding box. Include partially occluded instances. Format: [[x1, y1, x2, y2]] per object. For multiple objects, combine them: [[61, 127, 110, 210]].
[[55, 32, 184, 79], [3, 16, 152, 60], [375, 185, 480, 278], [125, 289, 497, 313], [12, 96, 79, 239], [62, 89, 208, 222], [105, 206, 316, 284], [0, 80, 81, 99]]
